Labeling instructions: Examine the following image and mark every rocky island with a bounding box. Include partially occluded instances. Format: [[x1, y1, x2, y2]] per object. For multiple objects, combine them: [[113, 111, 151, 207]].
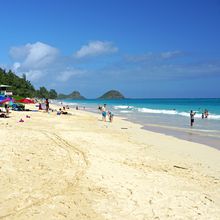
[[98, 90, 125, 99], [58, 91, 86, 99]]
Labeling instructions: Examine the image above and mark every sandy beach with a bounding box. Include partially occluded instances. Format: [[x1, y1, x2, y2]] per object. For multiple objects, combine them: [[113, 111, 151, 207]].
[[0, 105, 220, 220]]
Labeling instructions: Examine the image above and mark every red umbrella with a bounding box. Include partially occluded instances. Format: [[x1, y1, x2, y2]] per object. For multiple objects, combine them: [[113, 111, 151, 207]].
[[18, 98, 34, 104]]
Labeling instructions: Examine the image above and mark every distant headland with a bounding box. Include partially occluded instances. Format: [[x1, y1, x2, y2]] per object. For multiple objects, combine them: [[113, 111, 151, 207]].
[[98, 90, 125, 99], [57, 91, 86, 100]]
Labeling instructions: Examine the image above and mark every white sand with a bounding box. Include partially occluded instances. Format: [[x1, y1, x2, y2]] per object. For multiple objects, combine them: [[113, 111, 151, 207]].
[[0, 105, 219, 219]]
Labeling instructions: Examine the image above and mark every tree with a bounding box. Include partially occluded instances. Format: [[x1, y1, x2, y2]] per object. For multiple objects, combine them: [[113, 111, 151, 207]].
[[22, 73, 26, 81], [37, 87, 49, 98], [49, 89, 58, 99], [0, 67, 58, 99]]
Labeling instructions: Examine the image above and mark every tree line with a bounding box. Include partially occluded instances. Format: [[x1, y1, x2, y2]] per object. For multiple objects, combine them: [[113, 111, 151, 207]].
[[0, 68, 58, 99]]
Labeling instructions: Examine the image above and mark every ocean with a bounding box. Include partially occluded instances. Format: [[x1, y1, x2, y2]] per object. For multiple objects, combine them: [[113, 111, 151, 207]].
[[55, 98, 220, 150]]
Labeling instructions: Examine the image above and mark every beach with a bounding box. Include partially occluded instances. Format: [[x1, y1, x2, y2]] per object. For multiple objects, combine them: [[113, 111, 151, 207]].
[[58, 98, 220, 150], [0, 105, 220, 219]]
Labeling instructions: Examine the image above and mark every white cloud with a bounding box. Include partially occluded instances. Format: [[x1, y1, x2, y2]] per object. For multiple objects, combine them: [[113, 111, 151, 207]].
[[10, 42, 59, 69], [57, 69, 85, 82], [24, 70, 44, 82], [160, 50, 184, 59], [126, 51, 185, 63], [10, 46, 29, 61], [8, 41, 118, 86], [10, 41, 215, 93], [75, 41, 118, 58], [12, 62, 21, 71]]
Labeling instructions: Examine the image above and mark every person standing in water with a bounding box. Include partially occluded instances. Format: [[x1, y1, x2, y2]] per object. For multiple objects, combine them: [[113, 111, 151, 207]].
[[190, 110, 196, 127], [204, 109, 209, 118]]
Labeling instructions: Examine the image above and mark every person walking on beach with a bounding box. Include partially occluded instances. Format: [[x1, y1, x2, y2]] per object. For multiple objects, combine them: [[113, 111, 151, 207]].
[[190, 110, 196, 127], [101, 104, 107, 122], [108, 111, 114, 123]]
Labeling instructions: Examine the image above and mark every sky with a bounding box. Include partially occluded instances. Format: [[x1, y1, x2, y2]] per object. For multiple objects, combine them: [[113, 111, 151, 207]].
[[0, 0, 220, 98]]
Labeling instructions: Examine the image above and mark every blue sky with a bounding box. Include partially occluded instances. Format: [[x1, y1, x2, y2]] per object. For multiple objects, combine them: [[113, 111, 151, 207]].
[[0, 0, 220, 98]]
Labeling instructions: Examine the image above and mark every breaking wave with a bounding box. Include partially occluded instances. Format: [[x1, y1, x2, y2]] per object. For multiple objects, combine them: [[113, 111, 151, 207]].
[[114, 105, 134, 110], [114, 106, 220, 120], [137, 108, 220, 120]]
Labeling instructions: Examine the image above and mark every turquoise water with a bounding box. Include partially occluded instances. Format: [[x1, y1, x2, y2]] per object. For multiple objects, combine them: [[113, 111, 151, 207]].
[[56, 98, 220, 149]]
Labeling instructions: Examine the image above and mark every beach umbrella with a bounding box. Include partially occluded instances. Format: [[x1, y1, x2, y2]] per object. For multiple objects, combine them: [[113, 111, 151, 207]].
[[18, 98, 34, 104], [0, 97, 11, 104], [0, 96, 6, 101]]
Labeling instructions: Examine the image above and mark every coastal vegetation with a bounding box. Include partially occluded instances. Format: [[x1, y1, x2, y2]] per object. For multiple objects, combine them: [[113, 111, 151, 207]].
[[0, 68, 57, 99], [0, 68, 35, 98]]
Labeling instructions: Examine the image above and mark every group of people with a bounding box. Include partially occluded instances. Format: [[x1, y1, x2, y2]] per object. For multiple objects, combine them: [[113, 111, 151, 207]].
[[38, 98, 50, 112], [57, 106, 69, 115], [190, 109, 209, 127], [98, 104, 114, 123], [201, 109, 209, 119]]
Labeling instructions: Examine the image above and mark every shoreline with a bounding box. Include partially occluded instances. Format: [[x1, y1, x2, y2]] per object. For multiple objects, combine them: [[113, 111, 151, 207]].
[[53, 99, 220, 151], [142, 123, 220, 151], [1, 105, 220, 219], [79, 104, 220, 151]]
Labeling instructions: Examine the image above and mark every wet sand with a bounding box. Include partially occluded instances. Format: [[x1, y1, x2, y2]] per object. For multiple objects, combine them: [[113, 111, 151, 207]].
[[143, 123, 220, 151]]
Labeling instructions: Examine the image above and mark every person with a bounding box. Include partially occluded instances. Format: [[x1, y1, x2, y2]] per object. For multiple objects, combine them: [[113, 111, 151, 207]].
[[190, 110, 196, 127], [202, 113, 204, 119], [4, 103, 9, 114], [57, 108, 62, 115], [57, 108, 68, 115], [0, 112, 8, 118], [101, 104, 107, 122], [45, 98, 49, 112], [98, 105, 102, 111], [108, 111, 114, 123], [38, 103, 42, 110], [204, 109, 209, 118]]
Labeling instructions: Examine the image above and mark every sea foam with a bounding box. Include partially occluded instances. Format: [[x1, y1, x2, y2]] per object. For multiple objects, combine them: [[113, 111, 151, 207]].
[[137, 108, 220, 120], [114, 105, 134, 110]]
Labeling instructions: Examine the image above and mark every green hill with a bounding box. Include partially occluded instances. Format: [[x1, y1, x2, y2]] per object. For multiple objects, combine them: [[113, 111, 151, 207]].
[[58, 91, 86, 99], [99, 90, 125, 99], [0, 68, 36, 97]]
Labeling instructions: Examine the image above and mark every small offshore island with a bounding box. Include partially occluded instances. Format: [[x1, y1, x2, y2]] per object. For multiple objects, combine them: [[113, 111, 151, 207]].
[[98, 90, 125, 99], [58, 91, 86, 100], [57, 90, 125, 100]]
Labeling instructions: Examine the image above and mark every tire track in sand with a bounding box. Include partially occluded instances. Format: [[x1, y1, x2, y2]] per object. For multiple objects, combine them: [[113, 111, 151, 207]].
[[0, 131, 88, 219]]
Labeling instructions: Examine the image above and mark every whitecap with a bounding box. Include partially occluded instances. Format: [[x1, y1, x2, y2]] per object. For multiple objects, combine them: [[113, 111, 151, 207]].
[[114, 105, 134, 110], [137, 107, 220, 120]]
